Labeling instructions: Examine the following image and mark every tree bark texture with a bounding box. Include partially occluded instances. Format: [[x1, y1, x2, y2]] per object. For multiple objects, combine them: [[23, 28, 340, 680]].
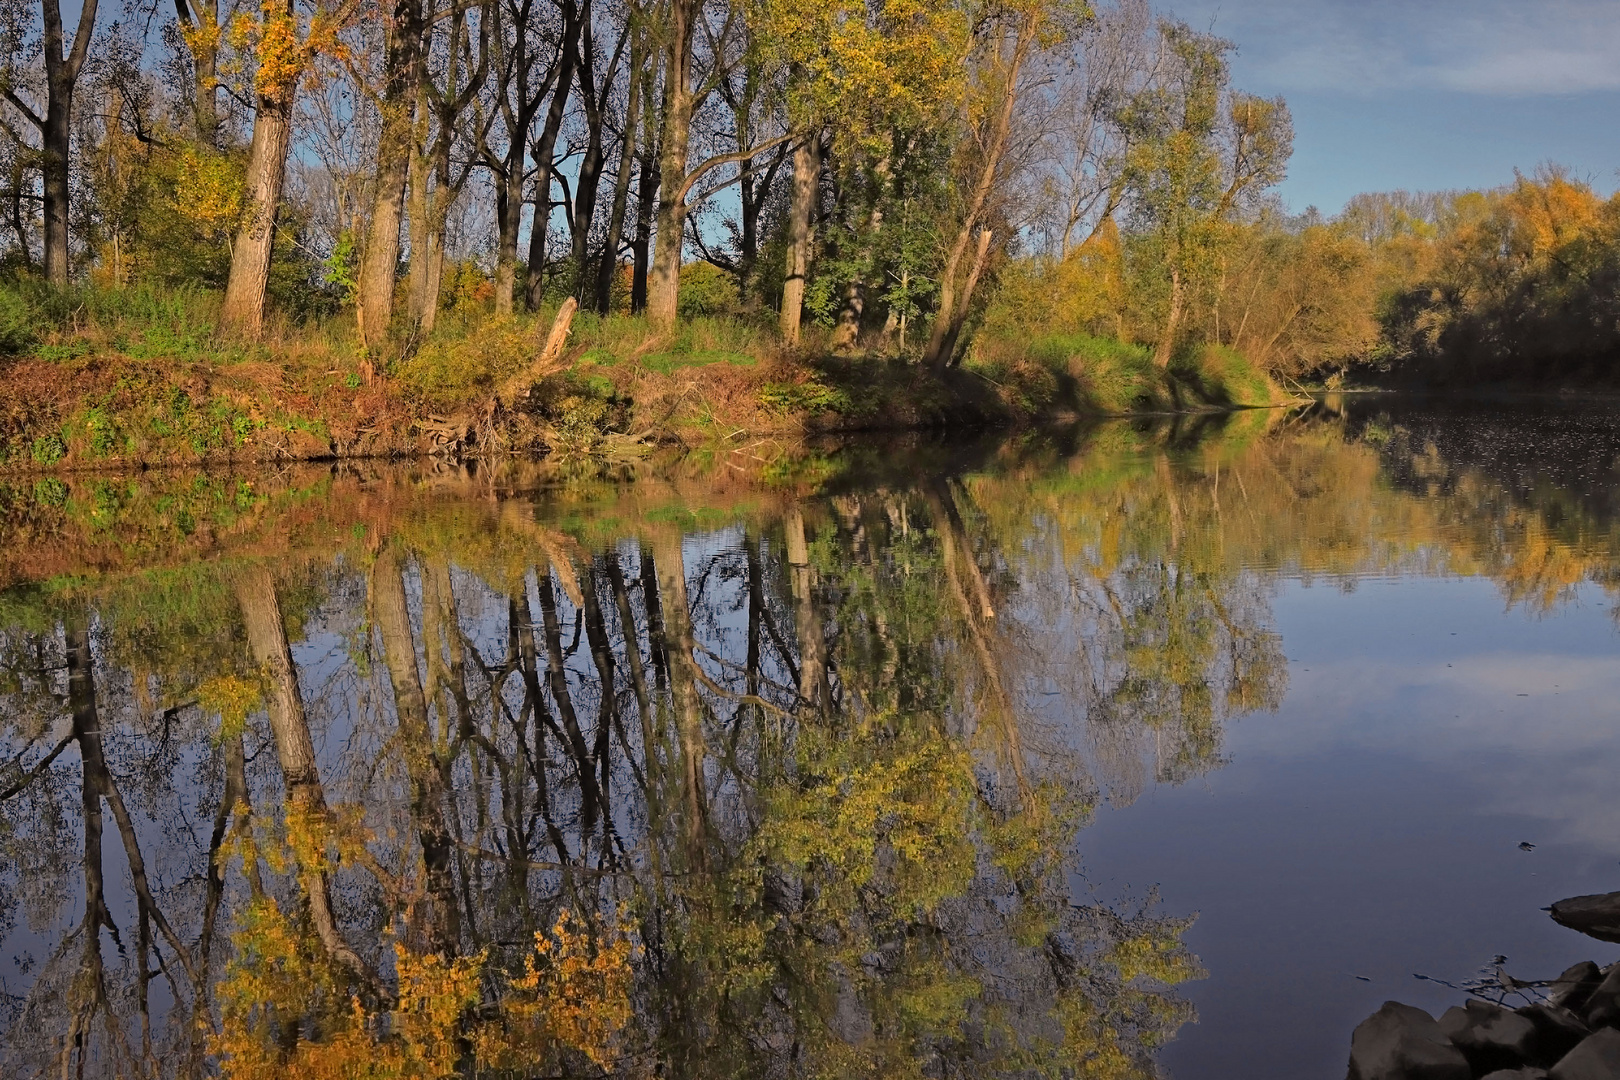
[[221, 85, 297, 335], [778, 136, 819, 343]]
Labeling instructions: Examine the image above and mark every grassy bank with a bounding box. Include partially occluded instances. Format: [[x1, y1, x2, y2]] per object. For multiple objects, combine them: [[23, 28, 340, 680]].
[[0, 282, 1282, 472]]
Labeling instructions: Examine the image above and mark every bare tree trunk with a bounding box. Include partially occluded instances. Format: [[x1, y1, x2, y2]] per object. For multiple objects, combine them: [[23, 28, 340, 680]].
[[404, 136, 439, 329], [929, 227, 991, 369], [33, 0, 100, 284], [221, 81, 296, 335], [524, 0, 581, 311], [571, 3, 623, 301], [355, 0, 425, 348], [630, 129, 659, 312], [492, 158, 522, 314], [594, 55, 641, 313], [922, 15, 1040, 370], [778, 135, 818, 343], [644, 0, 694, 331]]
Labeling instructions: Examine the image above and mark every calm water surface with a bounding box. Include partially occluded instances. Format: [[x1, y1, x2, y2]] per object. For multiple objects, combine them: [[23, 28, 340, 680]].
[[2, 394, 1618, 1078]]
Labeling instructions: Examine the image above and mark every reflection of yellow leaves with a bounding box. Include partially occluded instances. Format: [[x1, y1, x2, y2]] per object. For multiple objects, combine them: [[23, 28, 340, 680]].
[[483, 909, 636, 1071], [757, 714, 977, 921], [212, 898, 634, 1078], [281, 800, 372, 876], [197, 673, 260, 738]]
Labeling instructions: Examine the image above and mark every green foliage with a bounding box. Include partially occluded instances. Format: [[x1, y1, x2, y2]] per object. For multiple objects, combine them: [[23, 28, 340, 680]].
[[0, 284, 34, 354], [30, 433, 67, 466], [321, 230, 361, 306], [758, 375, 851, 414], [395, 316, 539, 411], [677, 262, 738, 319]]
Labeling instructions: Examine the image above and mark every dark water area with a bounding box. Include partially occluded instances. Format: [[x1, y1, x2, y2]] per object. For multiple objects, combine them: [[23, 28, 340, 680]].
[[2, 393, 1619, 1078]]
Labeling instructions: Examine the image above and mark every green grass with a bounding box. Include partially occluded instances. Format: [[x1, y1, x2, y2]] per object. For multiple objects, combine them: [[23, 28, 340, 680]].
[[970, 331, 1278, 415]]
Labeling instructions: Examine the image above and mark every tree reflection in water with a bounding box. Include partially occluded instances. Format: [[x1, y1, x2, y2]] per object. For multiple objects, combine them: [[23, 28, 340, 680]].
[[3, 402, 1610, 1078]]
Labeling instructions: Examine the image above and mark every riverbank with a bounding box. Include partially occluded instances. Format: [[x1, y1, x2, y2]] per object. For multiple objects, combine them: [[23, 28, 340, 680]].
[[0, 286, 1283, 471]]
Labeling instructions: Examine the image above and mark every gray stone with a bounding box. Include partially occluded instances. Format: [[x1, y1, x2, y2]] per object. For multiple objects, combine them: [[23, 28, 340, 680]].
[[1585, 966, 1620, 1030], [1439, 999, 1539, 1073], [1551, 894, 1620, 945], [1551, 963, 1606, 1014], [1480, 1070, 1550, 1080], [1551, 1028, 1620, 1080], [1519, 1004, 1593, 1064], [1348, 1001, 1472, 1080]]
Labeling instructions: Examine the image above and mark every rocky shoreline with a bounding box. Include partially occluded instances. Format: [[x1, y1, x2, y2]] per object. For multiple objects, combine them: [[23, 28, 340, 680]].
[[1347, 892, 1620, 1079]]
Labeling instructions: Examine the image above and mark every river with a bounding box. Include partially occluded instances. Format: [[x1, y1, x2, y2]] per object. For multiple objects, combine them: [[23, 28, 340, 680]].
[[1, 393, 1617, 1078]]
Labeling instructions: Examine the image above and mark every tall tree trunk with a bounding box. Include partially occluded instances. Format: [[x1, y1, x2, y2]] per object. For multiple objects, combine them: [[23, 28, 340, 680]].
[[928, 227, 991, 369], [405, 137, 438, 328], [35, 0, 99, 285], [570, 6, 620, 300], [221, 80, 297, 335], [524, 0, 581, 311], [645, 0, 694, 331], [594, 55, 641, 314], [778, 135, 818, 343], [355, 0, 425, 348], [493, 156, 522, 314], [630, 133, 659, 312]]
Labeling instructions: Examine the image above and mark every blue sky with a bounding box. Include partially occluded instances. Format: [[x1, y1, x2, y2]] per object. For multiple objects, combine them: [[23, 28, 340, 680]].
[[1166, 0, 1620, 213]]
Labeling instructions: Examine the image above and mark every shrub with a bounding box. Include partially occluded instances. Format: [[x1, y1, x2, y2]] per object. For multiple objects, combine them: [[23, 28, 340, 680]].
[[677, 262, 736, 318], [0, 284, 34, 354]]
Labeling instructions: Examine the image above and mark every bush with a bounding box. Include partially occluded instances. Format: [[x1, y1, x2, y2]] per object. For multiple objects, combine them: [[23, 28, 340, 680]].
[[677, 262, 736, 318], [395, 316, 538, 411], [0, 284, 34, 354]]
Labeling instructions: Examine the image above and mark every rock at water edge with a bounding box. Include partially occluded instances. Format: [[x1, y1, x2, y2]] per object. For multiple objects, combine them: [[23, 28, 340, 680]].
[[1349, 1001, 1472, 1080], [1518, 1004, 1592, 1064], [1550, 894, 1620, 945], [1550, 962, 1605, 1014], [1551, 1028, 1620, 1080], [1439, 999, 1539, 1074]]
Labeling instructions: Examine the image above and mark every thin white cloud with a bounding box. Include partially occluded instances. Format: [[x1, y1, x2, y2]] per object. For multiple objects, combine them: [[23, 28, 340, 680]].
[[1171, 0, 1620, 96]]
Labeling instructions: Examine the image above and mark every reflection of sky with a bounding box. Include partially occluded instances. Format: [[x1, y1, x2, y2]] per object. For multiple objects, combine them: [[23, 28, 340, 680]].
[[1076, 574, 1620, 1079], [1163, 0, 1620, 212]]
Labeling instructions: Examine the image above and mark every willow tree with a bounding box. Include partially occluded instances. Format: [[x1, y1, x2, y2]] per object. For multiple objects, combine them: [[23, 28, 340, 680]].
[[922, 0, 1086, 368], [1117, 20, 1291, 368]]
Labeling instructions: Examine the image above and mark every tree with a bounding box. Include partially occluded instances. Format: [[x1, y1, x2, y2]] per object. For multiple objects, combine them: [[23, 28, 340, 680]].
[[220, 0, 350, 334], [1116, 20, 1290, 368], [0, 0, 100, 283], [354, 0, 430, 347], [922, 0, 1078, 369]]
